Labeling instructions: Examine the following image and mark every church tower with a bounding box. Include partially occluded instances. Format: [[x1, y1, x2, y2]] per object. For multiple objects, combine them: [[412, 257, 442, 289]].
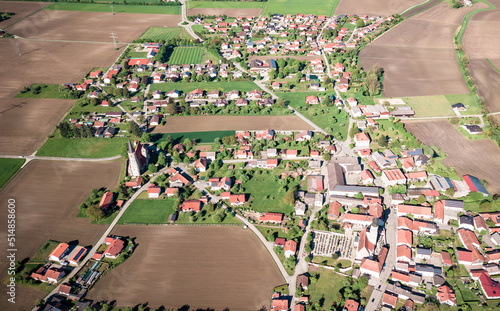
[[127, 139, 141, 177]]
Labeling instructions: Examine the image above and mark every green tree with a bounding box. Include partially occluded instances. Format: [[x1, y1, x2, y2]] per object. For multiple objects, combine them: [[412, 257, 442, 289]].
[[378, 134, 388, 147], [129, 121, 142, 137], [445, 187, 455, 197], [148, 164, 158, 173], [417, 195, 427, 205], [356, 19, 365, 28], [141, 132, 151, 143], [86, 206, 105, 220], [323, 153, 331, 161], [349, 125, 360, 138]]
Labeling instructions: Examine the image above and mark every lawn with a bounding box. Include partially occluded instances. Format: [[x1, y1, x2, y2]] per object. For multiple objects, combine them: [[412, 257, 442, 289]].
[[139, 27, 193, 41], [445, 94, 483, 115], [45, 3, 181, 14], [456, 280, 480, 303], [167, 47, 203, 64], [188, 1, 266, 9], [15, 84, 76, 99], [263, 0, 340, 16], [118, 198, 177, 224], [29, 240, 60, 264], [153, 130, 236, 144], [149, 81, 258, 94], [401, 95, 456, 117], [308, 268, 346, 307], [37, 137, 127, 158], [0, 158, 25, 190], [278, 92, 349, 140], [256, 225, 304, 242], [242, 169, 298, 214], [125, 50, 148, 59]]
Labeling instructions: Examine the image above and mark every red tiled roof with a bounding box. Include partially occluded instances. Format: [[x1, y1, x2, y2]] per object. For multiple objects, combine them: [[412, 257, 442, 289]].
[[479, 272, 500, 298], [260, 212, 283, 222], [105, 238, 125, 257], [284, 240, 297, 253], [49, 243, 69, 260], [343, 299, 359, 311]]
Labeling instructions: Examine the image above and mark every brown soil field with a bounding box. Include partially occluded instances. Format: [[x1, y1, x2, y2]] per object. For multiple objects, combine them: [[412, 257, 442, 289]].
[[153, 115, 314, 132], [0, 1, 50, 28], [187, 8, 262, 17], [0, 38, 123, 97], [463, 5, 500, 116], [0, 160, 122, 311], [359, 3, 485, 97], [0, 98, 74, 155], [335, 0, 422, 16], [401, 0, 442, 18], [88, 226, 285, 310], [404, 120, 500, 194], [8, 10, 180, 42]]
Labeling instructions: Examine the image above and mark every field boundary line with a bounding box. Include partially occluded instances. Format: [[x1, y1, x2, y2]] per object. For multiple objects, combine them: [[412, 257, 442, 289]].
[[401, 0, 443, 19], [486, 58, 500, 74], [4, 5, 47, 30], [0, 159, 26, 191]]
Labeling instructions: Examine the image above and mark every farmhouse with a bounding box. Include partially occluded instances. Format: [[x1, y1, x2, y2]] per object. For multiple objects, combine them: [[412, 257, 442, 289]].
[[99, 191, 114, 209], [382, 169, 406, 186], [31, 264, 66, 284], [49, 243, 70, 262], [260, 212, 283, 224]]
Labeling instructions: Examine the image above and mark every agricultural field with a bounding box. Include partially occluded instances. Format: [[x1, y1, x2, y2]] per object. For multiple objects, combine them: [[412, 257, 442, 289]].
[[0, 98, 75, 155], [44, 3, 182, 15], [401, 95, 456, 117], [139, 27, 193, 41], [167, 46, 204, 64], [263, 0, 340, 16], [335, 0, 422, 16], [8, 9, 180, 42], [360, 3, 484, 97], [153, 130, 236, 144], [37, 137, 127, 158], [188, 1, 265, 9], [404, 119, 500, 194], [118, 198, 177, 224], [0, 1, 50, 27], [87, 226, 285, 310], [0, 158, 25, 190], [152, 115, 313, 132], [0, 160, 122, 310], [149, 80, 258, 94]]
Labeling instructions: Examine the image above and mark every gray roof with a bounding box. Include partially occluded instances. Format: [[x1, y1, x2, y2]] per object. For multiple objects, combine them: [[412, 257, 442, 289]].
[[459, 215, 474, 226], [443, 200, 464, 209], [416, 247, 432, 256], [327, 162, 345, 192]]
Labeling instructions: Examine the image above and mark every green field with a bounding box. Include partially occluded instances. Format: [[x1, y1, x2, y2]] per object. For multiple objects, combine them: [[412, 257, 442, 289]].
[[402, 95, 456, 117], [37, 137, 127, 158], [15, 84, 76, 99], [149, 81, 258, 93], [153, 130, 236, 144], [167, 47, 203, 64], [242, 169, 298, 214], [0, 158, 25, 190], [30, 240, 60, 263], [118, 198, 176, 224], [308, 269, 346, 307], [45, 3, 181, 14], [188, 1, 265, 8], [263, 0, 340, 16], [277, 92, 349, 140], [139, 27, 193, 41]]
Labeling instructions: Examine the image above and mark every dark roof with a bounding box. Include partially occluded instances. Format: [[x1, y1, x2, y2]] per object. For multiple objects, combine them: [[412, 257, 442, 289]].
[[459, 215, 474, 226], [452, 103, 465, 108]]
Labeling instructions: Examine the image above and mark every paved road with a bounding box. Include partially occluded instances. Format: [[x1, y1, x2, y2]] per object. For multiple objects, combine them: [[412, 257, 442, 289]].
[[116, 103, 141, 126], [178, 0, 204, 42], [317, 18, 332, 79]]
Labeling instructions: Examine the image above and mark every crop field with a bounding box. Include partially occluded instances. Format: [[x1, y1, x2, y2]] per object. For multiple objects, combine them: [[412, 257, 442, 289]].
[[263, 0, 339, 16], [153, 115, 313, 132], [0, 158, 25, 190], [139, 27, 193, 41], [0, 160, 122, 310], [359, 3, 484, 97], [149, 80, 258, 93], [153, 130, 236, 144], [167, 47, 204, 64], [36, 137, 127, 158], [44, 3, 182, 15], [187, 7, 263, 17], [335, 0, 422, 16], [8, 9, 180, 42], [463, 7, 500, 117], [0, 1, 50, 28], [87, 226, 284, 310], [404, 119, 500, 194], [0, 98, 75, 155], [189, 1, 265, 9]]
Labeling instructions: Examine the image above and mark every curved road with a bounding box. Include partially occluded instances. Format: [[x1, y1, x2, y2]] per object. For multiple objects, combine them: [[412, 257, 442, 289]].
[[178, 0, 204, 42]]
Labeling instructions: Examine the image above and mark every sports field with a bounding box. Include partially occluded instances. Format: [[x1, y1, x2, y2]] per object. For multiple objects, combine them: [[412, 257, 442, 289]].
[[153, 130, 236, 144], [139, 27, 193, 41], [263, 0, 340, 16], [167, 47, 204, 64], [44, 3, 181, 14], [0, 158, 25, 190]]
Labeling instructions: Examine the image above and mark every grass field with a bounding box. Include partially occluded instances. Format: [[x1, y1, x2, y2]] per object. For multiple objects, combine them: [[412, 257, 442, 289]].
[[188, 1, 266, 9], [308, 268, 346, 307], [445, 94, 483, 115], [149, 81, 258, 93], [0, 158, 25, 190], [118, 198, 176, 224], [242, 169, 299, 214], [37, 137, 127, 158], [263, 0, 340, 16], [15, 84, 74, 99], [29, 240, 60, 263], [168, 47, 203, 64], [402, 95, 456, 117], [153, 130, 236, 144], [277, 92, 349, 140], [45, 3, 181, 14], [139, 27, 193, 41]]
